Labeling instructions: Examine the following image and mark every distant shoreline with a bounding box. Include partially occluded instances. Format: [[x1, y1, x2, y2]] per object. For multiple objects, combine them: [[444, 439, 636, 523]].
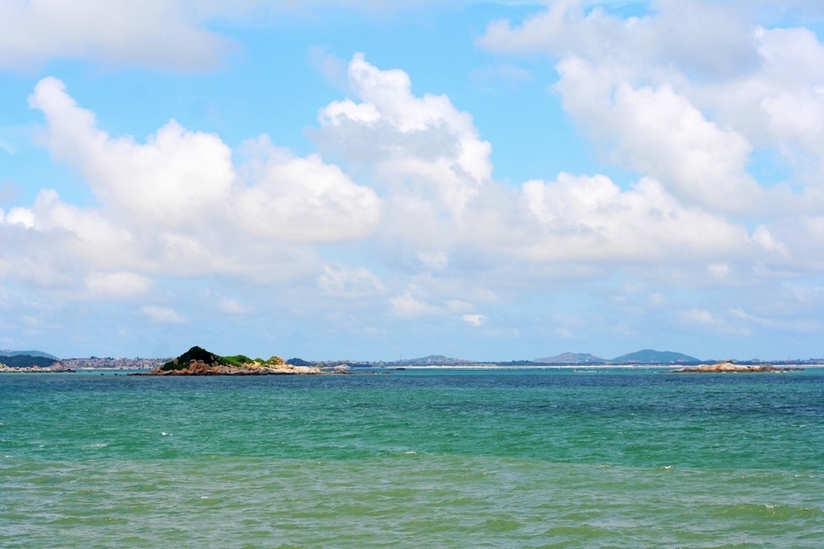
[[4, 364, 821, 375]]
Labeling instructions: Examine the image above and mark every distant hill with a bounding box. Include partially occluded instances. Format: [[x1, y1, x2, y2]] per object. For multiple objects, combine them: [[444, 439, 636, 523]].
[[0, 355, 60, 368], [1, 350, 59, 359], [534, 353, 605, 364], [397, 355, 473, 366], [286, 357, 315, 366], [611, 349, 699, 364]]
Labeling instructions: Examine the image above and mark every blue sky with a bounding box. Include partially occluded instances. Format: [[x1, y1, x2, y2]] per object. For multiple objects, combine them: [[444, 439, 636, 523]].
[[2, 0, 824, 361]]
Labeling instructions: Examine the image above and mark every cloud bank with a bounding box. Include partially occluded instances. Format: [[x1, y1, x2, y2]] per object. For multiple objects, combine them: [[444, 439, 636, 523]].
[[3, 0, 824, 358], [0, 0, 470, 71], [2, 56, 799, 308]]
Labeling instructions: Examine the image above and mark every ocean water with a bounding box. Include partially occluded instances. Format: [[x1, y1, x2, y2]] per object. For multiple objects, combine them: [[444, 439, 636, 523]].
[[1, 368, 823, 548]]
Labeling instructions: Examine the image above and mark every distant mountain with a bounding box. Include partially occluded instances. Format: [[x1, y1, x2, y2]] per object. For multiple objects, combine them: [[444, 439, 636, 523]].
[[0, 355, 60, 368], [534, 352, 605, 364], [611, 349, 699, 364], [1, 350, 59, 359], [397, 355, 473, 366], [286, 357, 315, 366]]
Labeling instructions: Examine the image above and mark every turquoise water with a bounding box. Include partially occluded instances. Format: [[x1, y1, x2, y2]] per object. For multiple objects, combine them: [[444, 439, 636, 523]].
[[2, 369, 823, 547]]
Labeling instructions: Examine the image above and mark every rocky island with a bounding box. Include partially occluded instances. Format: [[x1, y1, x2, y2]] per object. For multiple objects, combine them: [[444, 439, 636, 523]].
[[672, 360, 803, 373], [0, 362, 75, 373], [144, 346, 323, 375]]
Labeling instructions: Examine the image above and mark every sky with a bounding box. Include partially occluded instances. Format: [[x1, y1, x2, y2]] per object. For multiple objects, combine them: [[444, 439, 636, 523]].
[[2, 0, 824, 361]]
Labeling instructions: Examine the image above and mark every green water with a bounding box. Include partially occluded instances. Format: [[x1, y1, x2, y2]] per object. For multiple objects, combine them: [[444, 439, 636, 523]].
[[2, 370, 823, 547]]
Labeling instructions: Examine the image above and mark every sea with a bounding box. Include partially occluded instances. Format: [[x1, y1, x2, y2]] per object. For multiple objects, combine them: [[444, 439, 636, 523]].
[[1, 367, 823, 548]]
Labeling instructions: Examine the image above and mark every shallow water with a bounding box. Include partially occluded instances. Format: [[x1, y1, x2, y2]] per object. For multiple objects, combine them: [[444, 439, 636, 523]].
[[2, 369, 823, 547]]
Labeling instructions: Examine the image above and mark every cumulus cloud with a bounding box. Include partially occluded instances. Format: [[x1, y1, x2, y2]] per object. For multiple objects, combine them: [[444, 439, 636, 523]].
[[517, 173, 751, 262], [0, 73, 397, 347], [13, 77, 381, 283], [296, 58, 814, 271], [234, 136, 381, 242], [317, 53, 492, 216], [555, 60, 762, 211], [3, 51, 821, 355], [311, 54, 766, 272], [479, 0, 824, 214]]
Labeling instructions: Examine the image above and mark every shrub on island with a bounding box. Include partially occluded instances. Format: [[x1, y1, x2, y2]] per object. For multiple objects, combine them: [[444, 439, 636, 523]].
[[160, 347, 298, 373], [161, 346, 224, 371]]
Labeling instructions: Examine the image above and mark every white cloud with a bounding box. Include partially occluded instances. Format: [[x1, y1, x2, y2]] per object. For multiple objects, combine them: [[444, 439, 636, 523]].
[[317, 53, 492, 216], [218, 297, 245, 314], [390, 287, 442, 317], [85, 272, 151, 298], [708, 263, 729, 279], [7, 58, 815, 294], [5, 207, 36, 228], [417, 252, 449, 270], [679, 308, 749, 335], [311, 55, 763, 270], [517, 174, 751, 262], [681, 308, 714, 325], [752, 225, 787, 255], [5, 51, 824, 358], [730, 307, 818, 332], [462, 313, 485, 326], [479, 1, 824, 213], [552, 57, 762, 212], [234, 136, 381, 243], [0, 1, 487, 72], [13, 76, 381, 284], [318, 264, 384, 298], [556, 327, 573, 339], [308, 46, 348, 88], [478, 0, 760, 78], [142, 305, 186, 324], [0, 0, 236, 70]]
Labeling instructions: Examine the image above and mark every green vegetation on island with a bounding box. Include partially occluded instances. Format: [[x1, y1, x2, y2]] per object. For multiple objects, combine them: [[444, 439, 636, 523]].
[[0, 355, 61, 368], [154, 346, 321, 375]]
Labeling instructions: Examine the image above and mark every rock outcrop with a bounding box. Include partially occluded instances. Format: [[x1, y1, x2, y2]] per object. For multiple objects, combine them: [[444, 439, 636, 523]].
[[0, 361, 75, 373], [148, 359, 320, 375], [672, 360, 802, 373]]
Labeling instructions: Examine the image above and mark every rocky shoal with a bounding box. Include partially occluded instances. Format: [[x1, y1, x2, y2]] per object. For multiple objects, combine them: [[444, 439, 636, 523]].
[[0, 364, 75, 373], [672, 361, 802, 373]]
